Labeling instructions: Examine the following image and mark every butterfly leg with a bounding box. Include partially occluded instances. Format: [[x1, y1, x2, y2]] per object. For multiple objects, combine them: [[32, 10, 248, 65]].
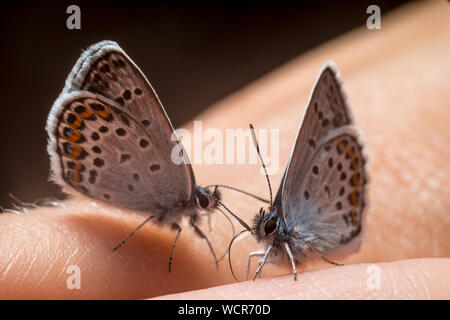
[[245, 250, 266, 280], [306, 242, 344, 267], [284, 243, 297, 281], [190, 216, 219, 270], [168, 223, 182, 272], [113, 215, 154, 251], [253, 245, 273, 281]]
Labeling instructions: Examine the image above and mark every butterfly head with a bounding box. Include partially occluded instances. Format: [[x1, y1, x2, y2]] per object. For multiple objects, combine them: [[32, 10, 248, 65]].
[[252, 206, 280, 242], [194, 186, 221, 213]]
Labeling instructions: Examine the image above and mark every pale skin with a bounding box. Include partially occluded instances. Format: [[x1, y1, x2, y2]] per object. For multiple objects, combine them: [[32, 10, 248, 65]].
[[0, 1, 449, 299]]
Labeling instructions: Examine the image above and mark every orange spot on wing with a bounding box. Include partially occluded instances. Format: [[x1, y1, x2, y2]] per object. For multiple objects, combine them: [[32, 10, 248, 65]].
[[72, 171, 81, 183], [93, 109, 111, 120], [68, 114, 84, 130], [74, 162, 84, 171], [350, 190, 360, 207], [352, 173, 360, 187], [79, 109, 94, 119], [64, 142, 83, 159], [349, 211, 358, 226], [67, 129, 82, 142], [337, 141, 346, 153], [74, 118, 82, 129], [351, 159, 358, 171], [346, 149, 354, 159]]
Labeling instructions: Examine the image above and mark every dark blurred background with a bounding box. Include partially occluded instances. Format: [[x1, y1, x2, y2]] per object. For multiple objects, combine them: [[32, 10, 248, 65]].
[[0, 0, 409, 208]]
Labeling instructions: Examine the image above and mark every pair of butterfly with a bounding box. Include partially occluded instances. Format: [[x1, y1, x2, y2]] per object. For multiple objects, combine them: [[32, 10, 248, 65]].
[[46, 41, 368, 281]]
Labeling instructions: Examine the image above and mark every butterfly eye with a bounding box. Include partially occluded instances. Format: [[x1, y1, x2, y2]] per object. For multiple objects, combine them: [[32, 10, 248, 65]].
[[196, 193, 210, 209], [264, 217, 277, 235]]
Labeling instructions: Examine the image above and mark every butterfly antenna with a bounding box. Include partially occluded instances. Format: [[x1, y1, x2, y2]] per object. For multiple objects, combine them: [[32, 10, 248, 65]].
[[249, 124, 273, 206], [205, 184, 270, 203], [204, 192, 251, 232], [228, 229, 250, 282]]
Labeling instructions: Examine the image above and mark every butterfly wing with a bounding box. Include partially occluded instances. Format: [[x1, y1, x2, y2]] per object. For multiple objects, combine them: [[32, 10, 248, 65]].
[[47, 41, 195, 215], [281, 62, 369, 254], [47, 91, 193, 214], [66, 41, 194, 189]]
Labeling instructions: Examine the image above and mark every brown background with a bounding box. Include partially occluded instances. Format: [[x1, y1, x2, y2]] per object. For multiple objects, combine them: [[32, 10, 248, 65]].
[[0, 0, 408, 208]]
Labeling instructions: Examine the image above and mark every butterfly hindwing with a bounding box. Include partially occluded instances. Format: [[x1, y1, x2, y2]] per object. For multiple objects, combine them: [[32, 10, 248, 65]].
[[283, 127, 368, 255], [280, 61, 368, 254], [61, 40, 195, 190]]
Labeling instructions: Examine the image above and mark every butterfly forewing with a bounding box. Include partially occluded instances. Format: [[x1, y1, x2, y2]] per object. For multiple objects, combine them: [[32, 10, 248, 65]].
[[47, 91, 192, 213], [280, 62, 368, 253], [62, 41, 194, 188]]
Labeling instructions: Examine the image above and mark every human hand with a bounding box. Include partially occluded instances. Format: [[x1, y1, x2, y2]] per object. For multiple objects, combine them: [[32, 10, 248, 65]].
[[0, 1, 449, 299]]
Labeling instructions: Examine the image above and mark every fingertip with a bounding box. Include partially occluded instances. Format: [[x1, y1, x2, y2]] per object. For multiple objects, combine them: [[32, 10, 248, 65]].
[[154, 258, 450, 300]]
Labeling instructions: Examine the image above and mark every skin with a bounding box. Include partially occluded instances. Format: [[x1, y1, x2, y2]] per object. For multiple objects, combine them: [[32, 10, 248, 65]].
[[0, 1, 449, 299]]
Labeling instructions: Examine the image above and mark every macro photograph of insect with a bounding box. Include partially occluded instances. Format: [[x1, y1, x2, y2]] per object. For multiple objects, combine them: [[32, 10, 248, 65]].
[[0, 0, 448, 307]]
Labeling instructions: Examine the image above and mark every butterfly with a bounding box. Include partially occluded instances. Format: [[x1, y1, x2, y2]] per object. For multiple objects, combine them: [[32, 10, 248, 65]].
[[229, 61, 369, 280], [46, 40, 266, 271]]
